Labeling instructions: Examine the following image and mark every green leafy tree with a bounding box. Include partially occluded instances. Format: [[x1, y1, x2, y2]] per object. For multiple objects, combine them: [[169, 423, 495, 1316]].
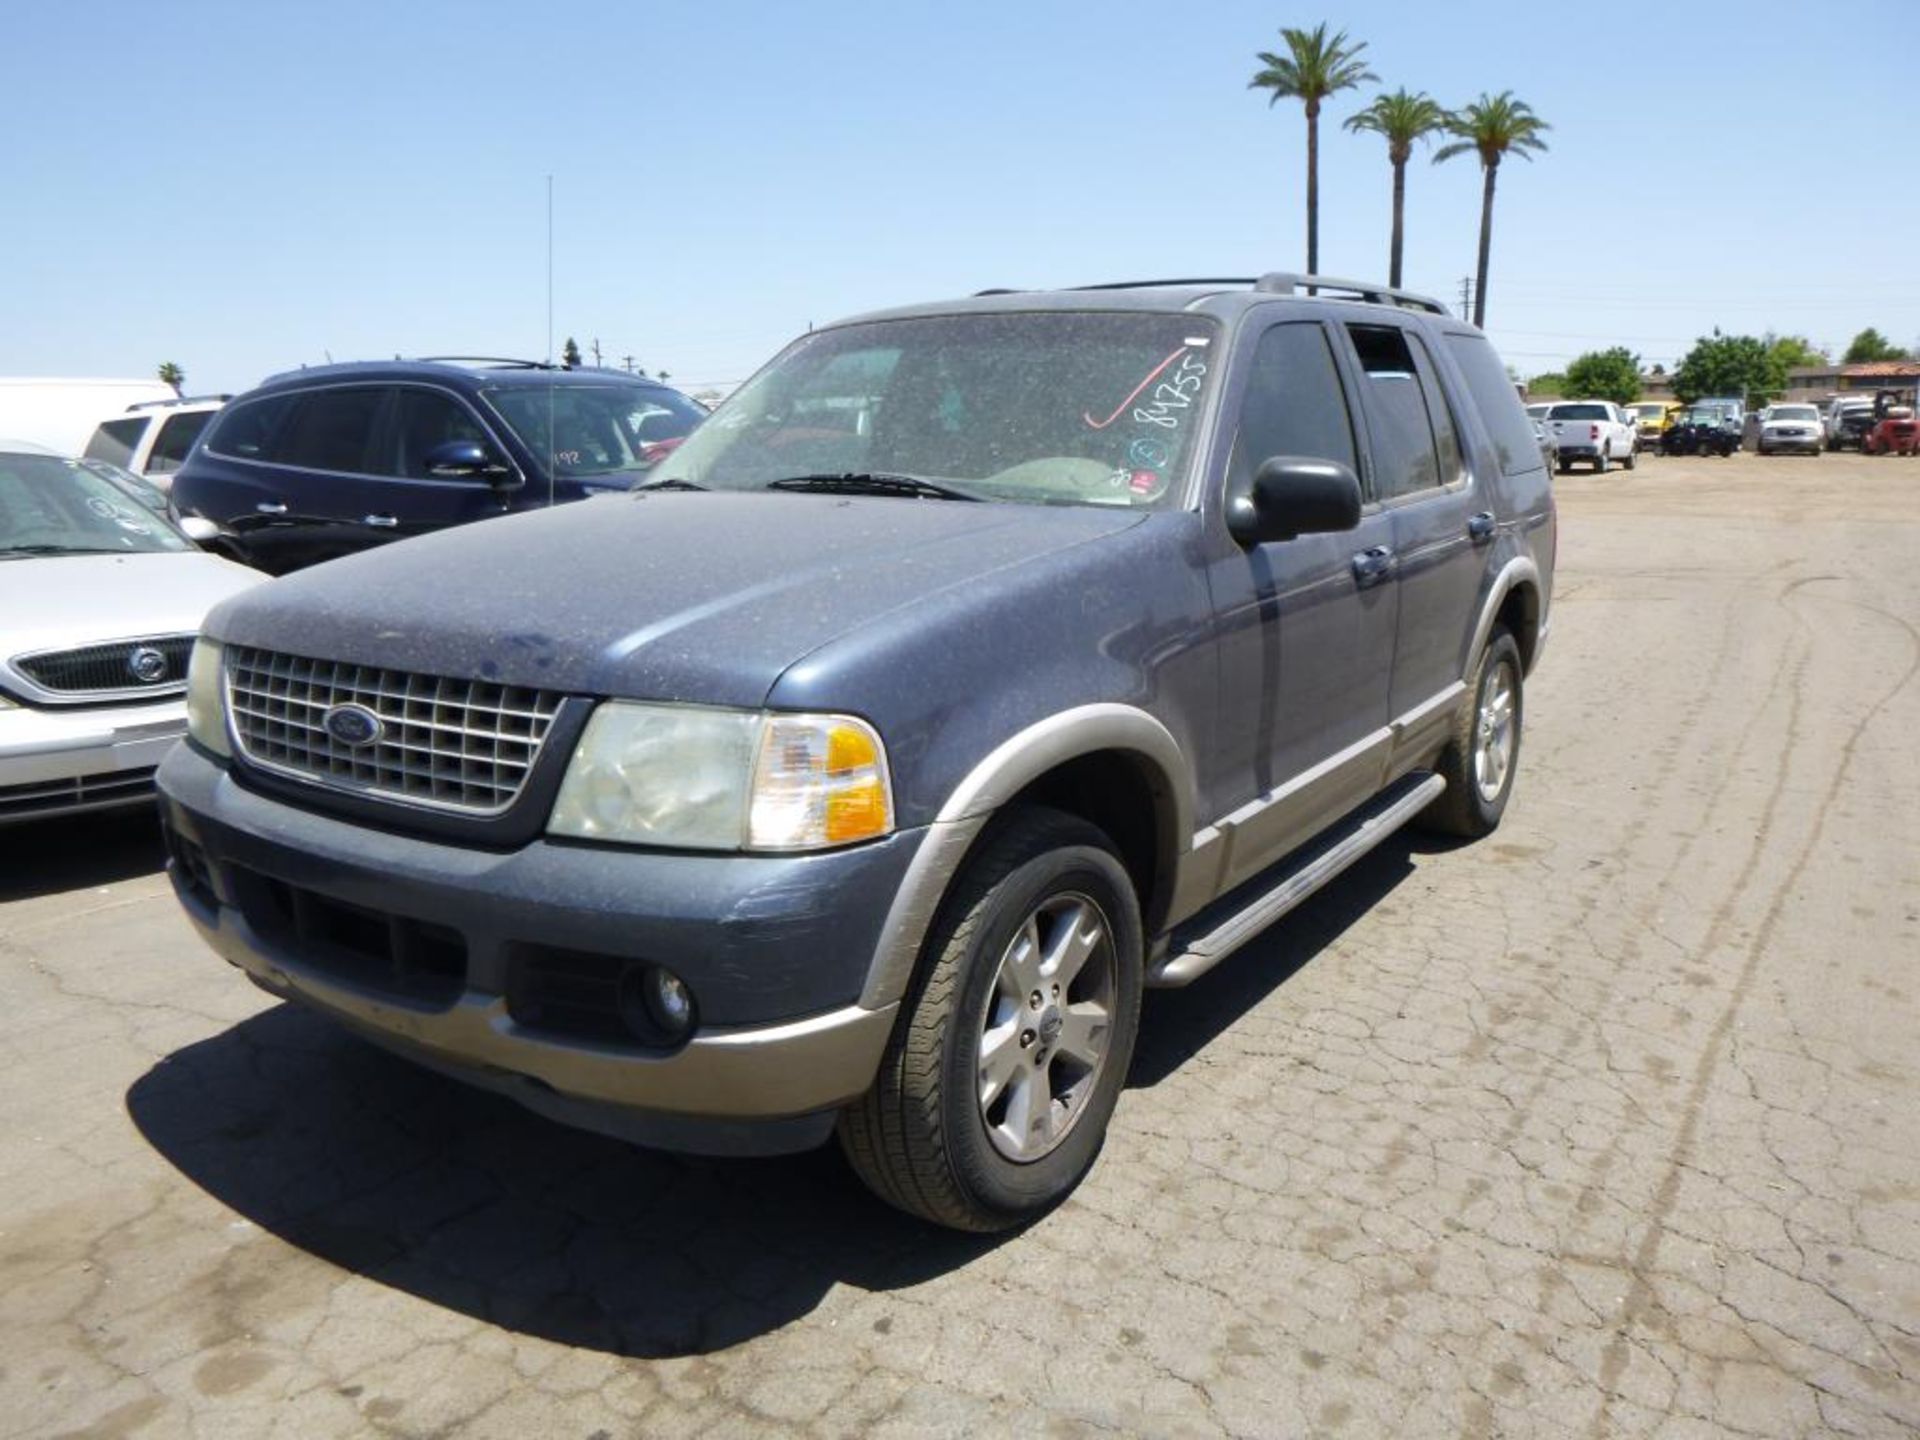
[[1671, 332, 1784, 407], [1843, 327, 1907, 364], [1343, 88, 1449, 288], [1250, 23, 1376, 277], [1765, 333, 1826, 372], [156, 361, 185, 394], [1434, 92, 1550, 327], [1562, 347, 1642, 406], [562, 336, 583, 368], [1527, 372, 1567, 397]]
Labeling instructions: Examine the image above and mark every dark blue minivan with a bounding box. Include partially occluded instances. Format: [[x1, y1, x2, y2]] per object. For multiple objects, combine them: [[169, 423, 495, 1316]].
[[170, 359, 706, 573]]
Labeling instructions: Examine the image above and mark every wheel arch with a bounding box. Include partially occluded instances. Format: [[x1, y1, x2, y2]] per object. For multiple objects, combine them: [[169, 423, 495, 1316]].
[[1468, 558, 1544, 678], [859, 705, 1191, 1009]]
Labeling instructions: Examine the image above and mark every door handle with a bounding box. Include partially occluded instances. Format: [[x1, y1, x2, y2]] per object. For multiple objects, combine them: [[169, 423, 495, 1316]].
[[1467, 511, 1497, 543], [363, 514, 398, 528], [254, 501, 288, 515], [1351, 546, 1397, 588]]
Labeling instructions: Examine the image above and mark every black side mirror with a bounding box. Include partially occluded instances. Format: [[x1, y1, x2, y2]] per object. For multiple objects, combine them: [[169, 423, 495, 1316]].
[[423, 439, 512, 483], [1229, 456, 1363, 546]]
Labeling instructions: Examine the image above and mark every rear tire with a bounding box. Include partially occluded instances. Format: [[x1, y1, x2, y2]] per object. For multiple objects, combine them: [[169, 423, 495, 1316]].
[[1594, 450, 1610, 475], [1420, 626, 1524, 839], [838, 809, 1143, 1231]]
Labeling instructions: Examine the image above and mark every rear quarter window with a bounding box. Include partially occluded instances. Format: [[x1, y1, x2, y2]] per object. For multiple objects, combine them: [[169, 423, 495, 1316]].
[[148, 410, 216, 474], [1444, 333, 1546, 476], [84, 417, 148, 468]]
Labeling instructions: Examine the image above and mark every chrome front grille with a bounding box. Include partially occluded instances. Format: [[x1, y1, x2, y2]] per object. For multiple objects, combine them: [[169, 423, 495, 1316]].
[[225, 646, 564, 815], [14, 635, 195, 698]]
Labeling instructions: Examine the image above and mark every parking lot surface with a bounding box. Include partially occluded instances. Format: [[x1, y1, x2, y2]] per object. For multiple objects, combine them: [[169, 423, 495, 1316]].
[[3, 450, 1917, 1439]]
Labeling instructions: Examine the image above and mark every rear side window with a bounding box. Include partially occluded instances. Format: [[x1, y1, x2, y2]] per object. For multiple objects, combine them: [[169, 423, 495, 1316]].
[[84, 417, 148, 468], [1547, 402, 1610, 421], [1443, 333, 1544, 476], [147, 411, 215, 474], [207, 392, 300, 460], [1346, 324, 1446, 501], [1232, 321, 1361, 494], [274, 388, 388, 473]]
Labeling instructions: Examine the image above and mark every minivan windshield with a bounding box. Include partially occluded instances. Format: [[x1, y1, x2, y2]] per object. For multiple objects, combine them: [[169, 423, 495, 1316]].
[[482, 382, 707, 482], [646, 312, 1223, 508], [0, 452, 192, 558]]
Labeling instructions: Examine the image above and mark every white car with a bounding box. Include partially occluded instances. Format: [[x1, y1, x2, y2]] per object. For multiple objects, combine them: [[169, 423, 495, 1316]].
[[1, 445, 261, 824], [1545, 400, 1637, 473], [1756, 404, 1824, 457], [82, 394, 228, 491]]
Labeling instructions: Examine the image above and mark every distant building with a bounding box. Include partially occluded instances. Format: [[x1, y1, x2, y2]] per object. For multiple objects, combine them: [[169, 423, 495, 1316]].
[[1784, 361, 1920, 405]]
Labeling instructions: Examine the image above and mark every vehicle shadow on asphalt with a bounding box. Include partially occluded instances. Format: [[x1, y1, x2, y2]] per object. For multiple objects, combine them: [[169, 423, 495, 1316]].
[[0, 810, 167, 902], [122, 830, 1439, 1358], [1130, 834, 1428, 1087], [125, 1003, 1004, 1359]]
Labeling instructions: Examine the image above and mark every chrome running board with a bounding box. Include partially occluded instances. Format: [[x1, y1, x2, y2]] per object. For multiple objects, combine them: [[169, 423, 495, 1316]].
[[1149, 773, 1445, 987]]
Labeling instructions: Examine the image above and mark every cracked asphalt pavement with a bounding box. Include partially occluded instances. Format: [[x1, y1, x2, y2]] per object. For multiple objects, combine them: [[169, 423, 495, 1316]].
[[3, 450, 1917, 1438]]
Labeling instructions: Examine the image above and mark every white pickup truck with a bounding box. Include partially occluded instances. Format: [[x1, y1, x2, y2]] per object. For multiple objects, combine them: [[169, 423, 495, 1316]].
[[1545, 400, 1637, 473]]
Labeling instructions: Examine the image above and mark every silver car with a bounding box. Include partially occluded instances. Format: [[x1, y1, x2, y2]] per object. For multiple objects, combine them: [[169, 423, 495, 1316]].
[[1, 445, 261, 823]]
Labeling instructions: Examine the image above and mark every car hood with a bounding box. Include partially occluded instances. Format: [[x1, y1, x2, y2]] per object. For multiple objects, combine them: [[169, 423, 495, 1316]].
[[2, 550, 263, 658], [208, 492, 1151, 707]]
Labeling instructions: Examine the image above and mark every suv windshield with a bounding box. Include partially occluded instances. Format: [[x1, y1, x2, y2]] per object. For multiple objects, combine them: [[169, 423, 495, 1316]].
[[647, 312, 1223, 508], [482, 382, 707, 481], [1770, 406, 1818, 422], [0, 453, 192, 557]]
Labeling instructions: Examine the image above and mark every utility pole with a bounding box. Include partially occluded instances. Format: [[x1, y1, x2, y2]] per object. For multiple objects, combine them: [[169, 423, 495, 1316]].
[[621, 354, 635, 374], [1458, 276, 1474, 317], [591, 338, 602, 367]]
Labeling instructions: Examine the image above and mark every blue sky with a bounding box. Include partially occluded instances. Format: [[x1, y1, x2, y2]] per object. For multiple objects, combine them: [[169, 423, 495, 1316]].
[[5, 0, 1915, 395]]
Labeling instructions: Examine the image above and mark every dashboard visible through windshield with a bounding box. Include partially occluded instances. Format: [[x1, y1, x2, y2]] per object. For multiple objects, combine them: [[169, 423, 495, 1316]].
[[646, 312, 1223, 508]]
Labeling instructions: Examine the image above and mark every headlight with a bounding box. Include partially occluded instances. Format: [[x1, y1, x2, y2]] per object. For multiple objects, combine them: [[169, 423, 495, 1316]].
[[185, 638, 229, 757], [548, 702, 893, 851]]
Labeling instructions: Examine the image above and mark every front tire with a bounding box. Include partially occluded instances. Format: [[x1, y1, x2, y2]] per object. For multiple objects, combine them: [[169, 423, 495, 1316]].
[[1420, 626, 1524, 839], [838, 809, 1144, 1231]]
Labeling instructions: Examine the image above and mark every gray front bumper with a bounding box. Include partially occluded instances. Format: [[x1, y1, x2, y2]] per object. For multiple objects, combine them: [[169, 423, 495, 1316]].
[[157, 743, 920, 1155]]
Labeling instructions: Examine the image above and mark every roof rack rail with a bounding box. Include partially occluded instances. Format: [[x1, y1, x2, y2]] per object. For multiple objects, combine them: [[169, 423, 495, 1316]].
[[1252, 272, 1449, 314], [412, 355, 560, 370], [1070, 278, 1261, 292], [126, 392, 234, 411]]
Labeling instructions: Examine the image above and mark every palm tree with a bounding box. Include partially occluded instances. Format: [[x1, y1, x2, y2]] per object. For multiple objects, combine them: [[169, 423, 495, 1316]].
[[156, 361, 185, 395], [1434, 91, 1550, 327], [1343, 89, 1449, 289], [1249, 24, 1376, 278]]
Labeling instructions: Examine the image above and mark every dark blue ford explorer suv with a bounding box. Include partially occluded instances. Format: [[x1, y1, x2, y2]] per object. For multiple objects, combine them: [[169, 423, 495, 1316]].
[[159, 275, 1555, 1230], [169, 358, 706, 573]]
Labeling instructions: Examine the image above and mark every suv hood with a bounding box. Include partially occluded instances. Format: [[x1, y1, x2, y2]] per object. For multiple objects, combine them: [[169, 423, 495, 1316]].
[[209, 492, 1149, 706], [2, 551, 261, 658]]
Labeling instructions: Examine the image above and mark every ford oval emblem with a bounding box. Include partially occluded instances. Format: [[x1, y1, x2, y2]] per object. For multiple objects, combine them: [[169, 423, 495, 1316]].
[[323, 703, 383, 748], [127, 645, 169, 684]]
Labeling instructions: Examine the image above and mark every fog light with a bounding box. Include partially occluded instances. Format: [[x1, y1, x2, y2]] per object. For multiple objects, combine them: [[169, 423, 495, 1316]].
[[645, 968, 695, 1036], [617, 964, 695, 1045]]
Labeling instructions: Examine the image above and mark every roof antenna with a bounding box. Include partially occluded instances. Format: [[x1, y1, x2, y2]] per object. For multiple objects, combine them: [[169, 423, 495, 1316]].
[[546, 173, 556, 510]]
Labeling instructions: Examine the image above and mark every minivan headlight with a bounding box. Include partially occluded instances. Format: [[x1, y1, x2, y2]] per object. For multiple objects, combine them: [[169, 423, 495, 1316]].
[[185, 638, 229, 757], [548, 703, 893, 852]]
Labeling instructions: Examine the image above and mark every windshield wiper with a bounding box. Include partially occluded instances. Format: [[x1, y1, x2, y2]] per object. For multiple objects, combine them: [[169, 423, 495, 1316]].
[[0, 544, 130, 559], [632, 477, 708, 492], [767, 472, 983, 502]]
